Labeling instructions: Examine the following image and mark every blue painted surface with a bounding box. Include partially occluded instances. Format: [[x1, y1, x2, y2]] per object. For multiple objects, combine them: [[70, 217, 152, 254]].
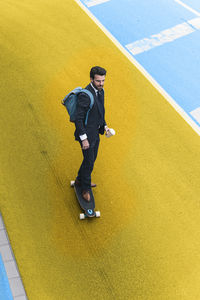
[[89, 0, 194, 44], [80, 0, 200, 129], [184, 0, 200, 12], [136, 30, 200, 113], [0, 254, 13, 300]]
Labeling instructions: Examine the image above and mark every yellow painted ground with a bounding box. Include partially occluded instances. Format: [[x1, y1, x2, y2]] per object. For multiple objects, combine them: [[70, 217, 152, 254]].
[[1, 0, 200, 299]]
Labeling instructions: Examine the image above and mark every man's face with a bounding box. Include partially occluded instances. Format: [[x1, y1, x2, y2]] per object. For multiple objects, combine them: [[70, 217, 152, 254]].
[[90, 74, 106, 91]]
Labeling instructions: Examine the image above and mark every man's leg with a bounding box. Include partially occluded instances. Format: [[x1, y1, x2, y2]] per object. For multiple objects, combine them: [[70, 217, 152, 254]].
[[93, 138, 100, 163], [77, 139, 100, 194]]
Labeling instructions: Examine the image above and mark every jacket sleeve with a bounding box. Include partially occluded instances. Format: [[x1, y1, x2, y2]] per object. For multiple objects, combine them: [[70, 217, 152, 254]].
[[99, 116, 107, 135], [99, 123, 107, 135], [75, 92, 90, 137], [103, 91, 107, 128], [99, 94, 107, 135]]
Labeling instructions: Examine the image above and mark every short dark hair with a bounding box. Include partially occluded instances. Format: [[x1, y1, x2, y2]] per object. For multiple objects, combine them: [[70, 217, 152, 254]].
[[90, 66, 107, 79]]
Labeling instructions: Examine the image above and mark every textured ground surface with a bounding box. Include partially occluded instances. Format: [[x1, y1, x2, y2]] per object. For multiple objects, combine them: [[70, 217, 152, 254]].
[[1, 0, 200, 299]]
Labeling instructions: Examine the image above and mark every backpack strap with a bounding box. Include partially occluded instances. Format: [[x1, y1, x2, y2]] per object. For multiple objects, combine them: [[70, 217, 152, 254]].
[[81, 89, 94, 125]]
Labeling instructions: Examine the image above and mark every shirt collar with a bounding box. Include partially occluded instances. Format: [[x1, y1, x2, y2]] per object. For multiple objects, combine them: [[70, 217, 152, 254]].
[[90, 83, 98, 95]]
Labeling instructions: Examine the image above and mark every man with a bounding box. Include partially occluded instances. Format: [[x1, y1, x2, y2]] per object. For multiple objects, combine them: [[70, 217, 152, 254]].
[[74, 66, 110, 202]]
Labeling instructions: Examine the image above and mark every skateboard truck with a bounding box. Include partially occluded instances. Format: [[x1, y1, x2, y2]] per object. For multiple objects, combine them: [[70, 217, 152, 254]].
[[80, 210, 101, 220]]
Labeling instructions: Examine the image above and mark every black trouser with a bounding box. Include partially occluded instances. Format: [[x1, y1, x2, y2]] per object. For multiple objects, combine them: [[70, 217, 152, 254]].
[[76, 138, 100, 192]]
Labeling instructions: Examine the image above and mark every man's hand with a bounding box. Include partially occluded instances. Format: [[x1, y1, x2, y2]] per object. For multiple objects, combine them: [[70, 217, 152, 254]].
[[82, 139, 90, 150], [105, 125, 110, 135], [104, 126, 110, 135]]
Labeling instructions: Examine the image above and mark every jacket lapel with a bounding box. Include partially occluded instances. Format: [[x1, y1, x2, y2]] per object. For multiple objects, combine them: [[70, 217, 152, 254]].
[[86, 84, 104, 121]]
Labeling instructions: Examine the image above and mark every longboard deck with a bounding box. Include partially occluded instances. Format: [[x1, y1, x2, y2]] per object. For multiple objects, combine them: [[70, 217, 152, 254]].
[[72, 181, 96, 218]]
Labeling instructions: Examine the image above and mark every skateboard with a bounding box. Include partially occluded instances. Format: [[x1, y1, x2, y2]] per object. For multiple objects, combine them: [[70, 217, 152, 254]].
[[70, 181, 100, 220]]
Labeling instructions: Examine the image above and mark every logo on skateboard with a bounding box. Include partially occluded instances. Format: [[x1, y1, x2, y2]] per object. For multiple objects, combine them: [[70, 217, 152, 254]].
[[87, 209, 93, 215]]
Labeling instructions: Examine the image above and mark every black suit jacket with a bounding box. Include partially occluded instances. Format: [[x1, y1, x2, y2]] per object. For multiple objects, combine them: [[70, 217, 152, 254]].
[[74, 84, 106, 143]]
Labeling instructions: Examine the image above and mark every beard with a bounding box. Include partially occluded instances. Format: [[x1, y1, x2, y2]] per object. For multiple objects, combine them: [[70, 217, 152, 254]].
[[91, 81, 103, 91]]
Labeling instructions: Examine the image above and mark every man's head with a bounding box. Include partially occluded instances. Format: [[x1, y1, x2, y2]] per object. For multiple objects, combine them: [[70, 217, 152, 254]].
[[90, 66, 106, 91]]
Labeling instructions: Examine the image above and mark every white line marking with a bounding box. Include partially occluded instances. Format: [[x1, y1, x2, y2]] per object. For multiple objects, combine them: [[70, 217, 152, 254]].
[[126, 18, 200, 55], [174, 0, 200, 17], [84, 0, 110, 7], [190, 107, 200, 124], [74, 0, 200, 136]]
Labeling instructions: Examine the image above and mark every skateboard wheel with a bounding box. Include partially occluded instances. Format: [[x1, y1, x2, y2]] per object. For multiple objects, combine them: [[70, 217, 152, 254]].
[[80, 213, 85, 220], [95, 211, 100, 218], [70, 180, 75, 187]]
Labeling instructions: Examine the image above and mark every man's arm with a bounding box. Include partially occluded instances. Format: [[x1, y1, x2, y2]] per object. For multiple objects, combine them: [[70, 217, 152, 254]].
[[75, 93, 90, 149], [100, 90, 108, 134]]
